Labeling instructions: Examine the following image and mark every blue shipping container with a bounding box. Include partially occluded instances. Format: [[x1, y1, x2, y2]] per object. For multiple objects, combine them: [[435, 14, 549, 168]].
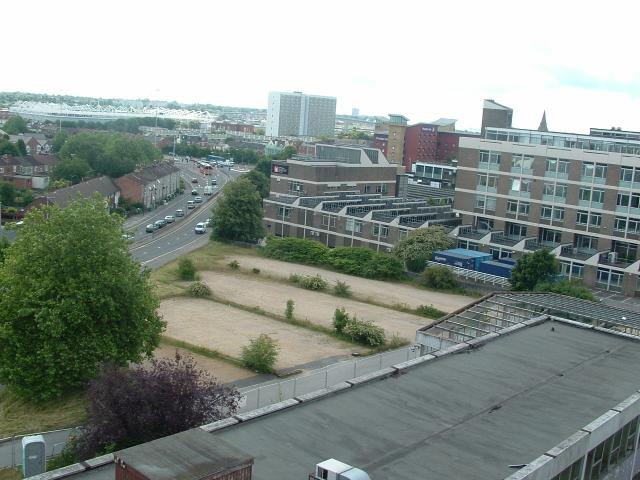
[[478, 260, 514, 278], [432, 249, 492, 270]]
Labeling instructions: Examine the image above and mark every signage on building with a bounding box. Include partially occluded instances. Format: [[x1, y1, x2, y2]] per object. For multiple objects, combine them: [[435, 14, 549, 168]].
[[421, 126, 436, 133], [272, 164, 289, 175]]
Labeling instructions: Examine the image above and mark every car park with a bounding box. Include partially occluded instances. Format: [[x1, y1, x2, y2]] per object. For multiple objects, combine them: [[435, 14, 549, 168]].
[[175, 209, 185, 217], [146, 223, 158, 233], [194, 222, 206, 234], [154, 219, 167, 229], [164, 215, 175, 223], [194, 196, 203, 203], [187, 200, 195, 209]]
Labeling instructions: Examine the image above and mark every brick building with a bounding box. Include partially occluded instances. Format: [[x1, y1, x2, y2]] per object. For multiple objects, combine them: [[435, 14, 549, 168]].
[[114, 163, 180, 209]]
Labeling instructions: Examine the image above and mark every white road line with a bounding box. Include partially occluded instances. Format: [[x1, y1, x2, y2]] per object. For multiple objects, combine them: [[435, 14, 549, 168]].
[[141, 237, 203, 265]]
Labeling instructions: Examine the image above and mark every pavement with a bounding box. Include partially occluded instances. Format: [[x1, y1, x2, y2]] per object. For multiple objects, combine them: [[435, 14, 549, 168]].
[[0, 428, 77, 469]]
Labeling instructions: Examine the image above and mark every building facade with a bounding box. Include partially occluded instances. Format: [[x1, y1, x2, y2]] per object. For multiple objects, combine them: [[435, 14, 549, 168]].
[[266, 92, 336, 138], [453, 127, 640, 294], [114, 163, 180, 209]]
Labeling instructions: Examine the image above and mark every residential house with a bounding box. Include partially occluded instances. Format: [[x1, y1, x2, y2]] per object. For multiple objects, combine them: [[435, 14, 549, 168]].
[[46, 176, 120, 208], [114, 163, 180, 209]]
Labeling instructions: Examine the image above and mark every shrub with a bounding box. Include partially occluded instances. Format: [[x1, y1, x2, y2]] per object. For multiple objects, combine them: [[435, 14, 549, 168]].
[[300, 274, 328, 291], [342, 317, 386, 347], [177, 258, 197, 281], [252, 267, 260, 274], [420, 265, 458, 290], [534, 280, 596, 301], [285, 299, 295, 320], [241, 334, 279, 373], [188, 281, 211, 297], [261, 237, 329, 265], [289, 273, 301, 284], [327, 248, 404, 280], [416, 304, 446, 319], [333, 280, 351, 297], [333, 307, 349, 333], [47, 438, 79, 471], [405, 255, 430, 274], [387, 334, 409, 349], [228, 260, 240, 270]]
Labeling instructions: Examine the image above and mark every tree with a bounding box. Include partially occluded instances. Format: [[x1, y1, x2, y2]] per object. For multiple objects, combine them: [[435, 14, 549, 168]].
[[0, 237, 10, 264], [76, 353, 240, 459], [2, 115, 28, 134], [51, 132, 68, 153], [255, 127, 265, 136], [254, 158, 272, 177], [210, 177, 265, 242], [0, 139, 19, 156], [0, 181, 16, 205], [0, 196, 165, 400], [392, 226, 455, 272], [241, 334, 279, 373], [510, 249, 558, 291], [53, 157, 92, 184], [15, 139, 27, 156], [242, 170, 269, 199], [273, 145, 297, 160]]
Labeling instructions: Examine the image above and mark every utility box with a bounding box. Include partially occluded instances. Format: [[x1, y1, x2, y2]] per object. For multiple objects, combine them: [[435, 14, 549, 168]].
[[22, 435, 46, 478]]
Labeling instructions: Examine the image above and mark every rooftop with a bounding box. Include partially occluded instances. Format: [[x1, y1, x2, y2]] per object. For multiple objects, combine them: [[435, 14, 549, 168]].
[[48, 176, 119, 207], [484, 99, 513, 111]]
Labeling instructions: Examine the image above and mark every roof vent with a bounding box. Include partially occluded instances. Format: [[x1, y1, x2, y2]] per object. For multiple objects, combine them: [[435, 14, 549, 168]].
[[312, 459, 371, 480]]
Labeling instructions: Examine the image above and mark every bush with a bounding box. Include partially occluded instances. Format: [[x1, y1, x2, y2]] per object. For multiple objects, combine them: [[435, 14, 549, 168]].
[[387, 334, 409, 349], [405, 255, 430, 274], [228, 260, 240, 270], [188, 281, 211, 297], [416, 304, 446, 319], [47, 438, 78, 471], [285, 299, 295, 320], [333, 307, 349, 333], [420, 265, 458, 290], [333, 280, 351, 297], [252, 267, 260, 274], [261, 236, 329, 265], [535, 280, 596, 301], [300, 274, 328, 291], [342, 317, 386, 347], [327, 248, 404, 280], [177, 258, 197, 281], [289, 273, 301, 284], [241, 334, 279, 373]]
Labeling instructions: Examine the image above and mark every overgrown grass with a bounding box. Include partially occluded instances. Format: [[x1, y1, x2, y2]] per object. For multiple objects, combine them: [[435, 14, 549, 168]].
[[161, 336, 244, 368], [0, 389, 86, 438], [0, 468, 22, 480]]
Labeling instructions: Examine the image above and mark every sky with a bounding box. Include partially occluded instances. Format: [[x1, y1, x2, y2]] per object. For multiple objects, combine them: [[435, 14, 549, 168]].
[[3, 0, 640, 132]]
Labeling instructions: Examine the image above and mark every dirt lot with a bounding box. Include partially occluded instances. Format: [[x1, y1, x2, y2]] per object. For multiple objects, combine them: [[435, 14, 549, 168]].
[[218, 255, 472, 313], [152, 343, 255, 384], [199, 271, 429, 340], [159, 298, 366, 370]]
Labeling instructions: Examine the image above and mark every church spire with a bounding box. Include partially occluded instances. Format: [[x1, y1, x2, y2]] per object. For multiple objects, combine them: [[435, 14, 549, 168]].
[[538, 111, 548, 132]]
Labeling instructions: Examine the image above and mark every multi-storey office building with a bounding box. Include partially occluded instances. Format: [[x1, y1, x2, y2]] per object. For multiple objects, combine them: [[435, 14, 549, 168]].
[[263, 145, 457, 251], [453, 126, 640, 295], [266, 91, 337, 138]]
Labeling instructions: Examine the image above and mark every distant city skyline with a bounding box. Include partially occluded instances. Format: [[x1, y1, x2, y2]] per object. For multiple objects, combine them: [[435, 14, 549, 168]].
[[3, 0, 639, 133]]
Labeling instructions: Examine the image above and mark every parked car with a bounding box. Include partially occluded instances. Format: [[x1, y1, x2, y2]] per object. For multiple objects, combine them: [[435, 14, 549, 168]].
[[194, 222, 206, 234], [191, 189, 199, 195], [194, 196, 203, 203], [204, 218, 211, 227], [122, 232, 135, 241], [154, 219, 167, 229], [175, 209, 185, 217], [187, 200, 195, 209], [146, 224, 158, 233], [191, 178, 198, 183], [164, 215, 175, 223]]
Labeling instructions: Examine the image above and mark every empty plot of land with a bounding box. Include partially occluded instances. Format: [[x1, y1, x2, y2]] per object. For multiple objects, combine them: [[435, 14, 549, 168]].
[[159, 298, 365, 370], [199, 271, 430, 340], [219, 255, 472, 313]]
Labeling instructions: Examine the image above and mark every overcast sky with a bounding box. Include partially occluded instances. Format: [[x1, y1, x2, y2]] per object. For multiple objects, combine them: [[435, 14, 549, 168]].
[[3, 0, 639, 132]]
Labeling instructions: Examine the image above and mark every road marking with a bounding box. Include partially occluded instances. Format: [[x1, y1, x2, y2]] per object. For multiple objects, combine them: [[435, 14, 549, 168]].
[[141, 237, 203, 265]]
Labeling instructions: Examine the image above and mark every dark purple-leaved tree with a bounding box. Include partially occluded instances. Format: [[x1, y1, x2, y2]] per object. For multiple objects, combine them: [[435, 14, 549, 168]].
[[76, 353, 240, 459]]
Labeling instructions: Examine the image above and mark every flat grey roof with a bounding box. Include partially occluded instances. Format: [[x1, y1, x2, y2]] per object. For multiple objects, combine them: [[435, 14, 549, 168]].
[[211, 322, 640, 480]]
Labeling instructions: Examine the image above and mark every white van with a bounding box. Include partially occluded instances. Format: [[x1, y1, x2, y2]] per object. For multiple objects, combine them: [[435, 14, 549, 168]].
[[203, 185, 213, 195]]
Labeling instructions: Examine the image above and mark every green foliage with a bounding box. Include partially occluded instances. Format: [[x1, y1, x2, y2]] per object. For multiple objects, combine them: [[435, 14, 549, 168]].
[[255, 127, 265, 136], [252, 267, 260, 274], [241, 334, 279, 373], [15, 139, 27, 156], [242, 170, 269, 198], [47, 438, 78, 471], [51, 132, 68, 153], [387, 334, 409, 349], [0, 236, 10, 264], [392, 226, 454, 272], [177, 258, 197, 280], [271, 145, 297, 160], [285, 299, 295, 320], [415, 304, 446, 319], [0, 196, 164, 400], [333, 280, 351, 297], [510, 249, 558, 291], [333, 307, 349, 333], [420, 265, 458, 290], [0, 181, 16, 205], [187, 281, 211, 297], [59, 117, 176, 134], [49, 179, 71, 190], [534, 279, 596, 301], [210, 178, 265, 242], [289, 273, 301, 284], [228, 148, 261, 164], [53, 157, 92, 184], [337, 129, 372, 141], [342, 317, 386, 347], [0, 139, 19, 156], [254, 158, 272, 177], [299, 274, 328, 291], [262, 236, 329, 264], [2, 115, 28, 134], [228, 260, 240, 270]]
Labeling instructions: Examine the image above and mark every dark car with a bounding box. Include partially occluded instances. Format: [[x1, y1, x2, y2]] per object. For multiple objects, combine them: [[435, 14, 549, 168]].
[[146, 223, 158, 233], [191, 189, 199, 195], [154, 219, 167, 229]]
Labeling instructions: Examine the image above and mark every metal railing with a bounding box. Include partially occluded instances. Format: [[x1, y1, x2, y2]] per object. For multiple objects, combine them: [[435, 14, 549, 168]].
[[425, 261, 511, 288]]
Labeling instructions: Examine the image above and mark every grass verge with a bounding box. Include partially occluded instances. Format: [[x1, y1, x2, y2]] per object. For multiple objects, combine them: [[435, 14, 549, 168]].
[[0, 389, 86, 438], [0, 468, 21, 480], [161, 335, 244, 368]]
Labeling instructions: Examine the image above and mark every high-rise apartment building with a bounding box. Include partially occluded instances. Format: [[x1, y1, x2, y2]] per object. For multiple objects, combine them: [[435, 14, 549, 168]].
[[453, 118, 640, 295], [266, 91, 337, 138]]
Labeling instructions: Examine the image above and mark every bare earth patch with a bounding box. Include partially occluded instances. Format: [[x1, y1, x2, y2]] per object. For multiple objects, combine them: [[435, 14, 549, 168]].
[[159, 298, 366, 370], [199, 271, 430, 340], [220, 254, 472, 313]]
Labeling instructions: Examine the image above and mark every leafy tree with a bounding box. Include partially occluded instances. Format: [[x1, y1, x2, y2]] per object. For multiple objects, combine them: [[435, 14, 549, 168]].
[[534, 279, 596, 301], [510, 249, 558, 291], [76, 353, 240, 459], [273, 145, 297, 160], [14, 189, 34, 207], [2, 115, 28, 134], [49, 179, 71, 190], [393, 226, 455, 272], [51, 132, 68, 153], [0, 196, 165, 400], [420, 265, 458, 290], [0, 181, 16, 205], [254, 158, 272, 177], [210, 177, 265, 242], [242, 170, 270, 199], [53, 157, 92, 184], [0, 236, 10, 264], [0, 139, 19, 156], [15, 139, 27, 156], [241, 334, 279, 373]]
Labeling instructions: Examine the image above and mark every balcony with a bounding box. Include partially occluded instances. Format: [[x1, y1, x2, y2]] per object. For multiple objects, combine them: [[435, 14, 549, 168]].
[[598, 252, 636, 269], [490, 232, 523, 247], [458, 226, 490, 240], [560, 245, 597, 261], [524, 239, 560, 251]]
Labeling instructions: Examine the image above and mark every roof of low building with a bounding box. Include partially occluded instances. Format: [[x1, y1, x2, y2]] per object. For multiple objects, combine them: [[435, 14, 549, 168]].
[[49, 176, 119, 207], [118, 163, 180, 185]]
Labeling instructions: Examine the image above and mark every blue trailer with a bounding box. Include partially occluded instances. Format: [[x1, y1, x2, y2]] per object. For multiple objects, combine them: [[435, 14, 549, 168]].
[[478, 260, 515, 278], [432, 248, 492, 270]]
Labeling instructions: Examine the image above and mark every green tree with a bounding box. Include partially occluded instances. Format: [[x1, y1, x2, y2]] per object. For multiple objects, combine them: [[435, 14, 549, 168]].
[[392, 226, 455, 272], [0, 196, 165, 400], [0, 237, 10, 264], [255, 127, 265, 136], [0, 181, 16, 205], [53, 157, 92, 184], [0, 139, 19, 156], [210, 177, 265, 242], [254, 158, 272, 177], [274, 145, 297, 160], [15, 139, 27, 156], [51, 132, 68, 153], [242, 170, 269, 199], [2, 115, 28, 134], [510, 249, 558, 291]]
